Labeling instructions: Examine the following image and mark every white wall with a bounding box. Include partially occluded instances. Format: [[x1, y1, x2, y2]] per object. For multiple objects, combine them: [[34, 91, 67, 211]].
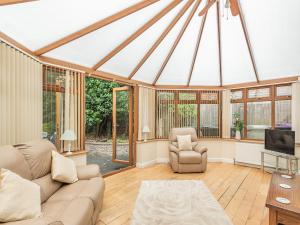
[[136, 139, 300, 169]]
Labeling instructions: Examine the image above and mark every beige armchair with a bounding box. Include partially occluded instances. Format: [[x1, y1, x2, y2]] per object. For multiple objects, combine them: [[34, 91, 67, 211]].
[[169, 128, 208, 173]]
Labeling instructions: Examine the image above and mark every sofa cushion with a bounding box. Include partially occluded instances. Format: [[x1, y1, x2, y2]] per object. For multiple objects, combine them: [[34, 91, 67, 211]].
[[0, 169, 41, 223], [33, 173, 62, 203], [51, 151, 78, 184], [178, 151, 202, 164], [42, 199, 93, 225], [0, 145, 32, 180], [17, 140, 55, 179], [47, 177, 104, 209]]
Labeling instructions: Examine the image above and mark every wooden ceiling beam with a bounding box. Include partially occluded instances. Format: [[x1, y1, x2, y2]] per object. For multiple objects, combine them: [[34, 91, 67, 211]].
[[92, 0, 182, 71], [237, 0, 260, 82], [39, 55, 153, 87], [128, 0, 195, 80], [152, 0, 202, 85], [186, 9, 207, 86], [34, 0, 160, 55], [216, 1, 223, 86], [0, 0, 37, 6], [0, 31, 35, 56]]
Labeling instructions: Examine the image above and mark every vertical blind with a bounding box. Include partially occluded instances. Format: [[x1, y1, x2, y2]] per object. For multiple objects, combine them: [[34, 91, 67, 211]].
[[0, 41, 42, 146], [138, 86, 155, 140], [43, 65, 85, 152], [156, 89, 222, 139]]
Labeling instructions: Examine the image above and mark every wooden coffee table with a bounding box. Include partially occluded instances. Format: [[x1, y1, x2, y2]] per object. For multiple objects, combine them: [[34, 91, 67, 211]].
[[266, 172, 300, 225]]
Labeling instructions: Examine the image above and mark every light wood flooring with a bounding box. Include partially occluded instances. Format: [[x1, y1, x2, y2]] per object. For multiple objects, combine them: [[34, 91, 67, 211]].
[[97, 163, 272, 225]]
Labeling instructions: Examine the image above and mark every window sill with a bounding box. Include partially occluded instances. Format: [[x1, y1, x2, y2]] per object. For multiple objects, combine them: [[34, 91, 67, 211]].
[[62, 150, 87, 157]]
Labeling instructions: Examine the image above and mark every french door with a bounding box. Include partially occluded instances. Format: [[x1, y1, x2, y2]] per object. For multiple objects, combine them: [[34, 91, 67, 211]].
[[112, 86, 133, 165]]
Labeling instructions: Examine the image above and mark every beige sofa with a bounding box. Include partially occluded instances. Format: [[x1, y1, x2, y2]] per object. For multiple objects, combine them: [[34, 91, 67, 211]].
[[169, 128, 208, 173], [0, 140, 105, 225]]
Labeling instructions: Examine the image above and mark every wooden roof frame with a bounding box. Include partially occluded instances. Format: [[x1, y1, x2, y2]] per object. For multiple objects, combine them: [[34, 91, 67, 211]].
[[1, 0, 298, 89], [186, 7, 208, 86], [34, 0, 160, 55], [92, 0, 182, 71], [237, 0, 260, 83], [216, 1, 223, 86], [128, 0, 195, 80], [152, 0, 203, 85], [0, 0, 37, 6]]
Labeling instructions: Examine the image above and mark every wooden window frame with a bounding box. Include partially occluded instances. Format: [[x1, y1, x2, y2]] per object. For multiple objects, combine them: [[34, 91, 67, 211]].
[[155, 89, 222, 139], [230, 84, 292, 140]]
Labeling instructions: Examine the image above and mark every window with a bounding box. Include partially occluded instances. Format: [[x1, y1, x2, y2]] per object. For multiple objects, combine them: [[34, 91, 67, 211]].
[[230, 84, 292, 140], [43, 66, 85, 152], [156, 90, 221, 139]]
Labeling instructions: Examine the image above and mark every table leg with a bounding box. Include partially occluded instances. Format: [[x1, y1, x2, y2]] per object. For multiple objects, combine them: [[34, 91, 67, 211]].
[[276, 156, 279, 172], [269, 209, 277, 225], [296, 159, 299, 174]]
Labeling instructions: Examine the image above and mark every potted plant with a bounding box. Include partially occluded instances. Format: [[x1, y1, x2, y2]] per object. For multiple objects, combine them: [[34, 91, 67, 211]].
[[233, 112, 244, 140]]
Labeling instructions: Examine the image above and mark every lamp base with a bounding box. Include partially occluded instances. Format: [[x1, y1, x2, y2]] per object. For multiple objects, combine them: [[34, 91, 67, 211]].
[[65, 142, 72, 155]]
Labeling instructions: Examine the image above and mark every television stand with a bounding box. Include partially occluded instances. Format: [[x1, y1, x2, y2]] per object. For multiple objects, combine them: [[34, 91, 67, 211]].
[[261, 150, 299, 174]]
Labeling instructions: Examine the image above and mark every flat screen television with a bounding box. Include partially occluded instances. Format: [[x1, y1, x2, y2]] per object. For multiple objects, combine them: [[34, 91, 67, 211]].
[[265, 129, 295, 155]]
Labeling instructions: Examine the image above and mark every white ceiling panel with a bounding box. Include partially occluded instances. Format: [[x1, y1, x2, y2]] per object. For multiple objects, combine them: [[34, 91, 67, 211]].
[[100, 1, 186, 78], [240, 0, 300, 80], [44, 0, 173, 68], [0, 0, 299, 85], [133, 1, 195, 84], [190, 4, 220, 86], [221, 7, 256, 85], [157, 0, 208, 85], [0, 0, 142, 51]]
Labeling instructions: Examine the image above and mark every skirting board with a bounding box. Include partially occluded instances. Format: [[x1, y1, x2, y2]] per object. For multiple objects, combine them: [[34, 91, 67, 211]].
[[136, 157, 234, 168]]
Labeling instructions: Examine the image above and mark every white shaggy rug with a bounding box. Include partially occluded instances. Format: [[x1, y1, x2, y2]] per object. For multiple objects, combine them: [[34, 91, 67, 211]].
[[131, 180, 233, 225]]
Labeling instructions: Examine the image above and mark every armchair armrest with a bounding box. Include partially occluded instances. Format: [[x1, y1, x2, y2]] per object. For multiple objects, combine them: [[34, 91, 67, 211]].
[[194, 144, 208, 154], [76, 164, 101, 180], [169, 144, 180, 154]]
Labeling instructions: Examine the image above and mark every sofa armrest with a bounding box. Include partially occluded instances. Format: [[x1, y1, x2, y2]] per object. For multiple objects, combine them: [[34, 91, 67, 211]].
[[76, 164, 101, 180], [169, 144, 180, 154], [194, 144, 208, 154]]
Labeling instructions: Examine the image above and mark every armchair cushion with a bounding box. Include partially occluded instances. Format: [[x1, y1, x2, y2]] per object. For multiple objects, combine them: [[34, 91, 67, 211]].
[[76, 164, 100, 180], [178, 151, 202, 164], [176, 135, 192, 151]]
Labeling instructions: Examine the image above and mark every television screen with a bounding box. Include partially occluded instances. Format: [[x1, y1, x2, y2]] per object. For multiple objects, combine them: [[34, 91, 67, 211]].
[[265, 129, 295, 155]]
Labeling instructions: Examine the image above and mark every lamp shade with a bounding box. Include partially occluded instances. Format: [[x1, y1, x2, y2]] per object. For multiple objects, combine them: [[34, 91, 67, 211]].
[[142, 126, 150, 133], [60, 130, 76, 141]]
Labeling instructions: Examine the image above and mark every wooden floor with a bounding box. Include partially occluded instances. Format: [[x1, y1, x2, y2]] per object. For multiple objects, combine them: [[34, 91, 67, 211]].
[[96, 163, 272, 225]]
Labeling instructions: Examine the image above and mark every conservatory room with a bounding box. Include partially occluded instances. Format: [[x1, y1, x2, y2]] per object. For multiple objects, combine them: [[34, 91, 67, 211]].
[[0, 0, 300, 225]]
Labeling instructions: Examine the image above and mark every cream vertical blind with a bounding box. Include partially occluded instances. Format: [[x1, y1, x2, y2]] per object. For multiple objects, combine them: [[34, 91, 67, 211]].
[[292, 82, 300, 143], [138, 86, 155, 140], [222, 89, 231, 138], [0, 41, 42, 146], [64, 70, 85, 151]]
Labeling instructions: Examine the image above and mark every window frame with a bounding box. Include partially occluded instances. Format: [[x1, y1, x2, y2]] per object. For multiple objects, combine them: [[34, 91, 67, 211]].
[[230, 84, 292, 140], [155, 90, 222, 139]]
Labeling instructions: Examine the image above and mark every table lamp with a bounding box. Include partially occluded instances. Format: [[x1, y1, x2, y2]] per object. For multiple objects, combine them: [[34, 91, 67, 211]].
[[142, 126, 150, 142], [60, 130, 76, 155]]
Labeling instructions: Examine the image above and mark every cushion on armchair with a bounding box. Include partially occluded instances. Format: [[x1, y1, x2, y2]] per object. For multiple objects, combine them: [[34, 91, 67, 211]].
[[176, 135, 192, 150]]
